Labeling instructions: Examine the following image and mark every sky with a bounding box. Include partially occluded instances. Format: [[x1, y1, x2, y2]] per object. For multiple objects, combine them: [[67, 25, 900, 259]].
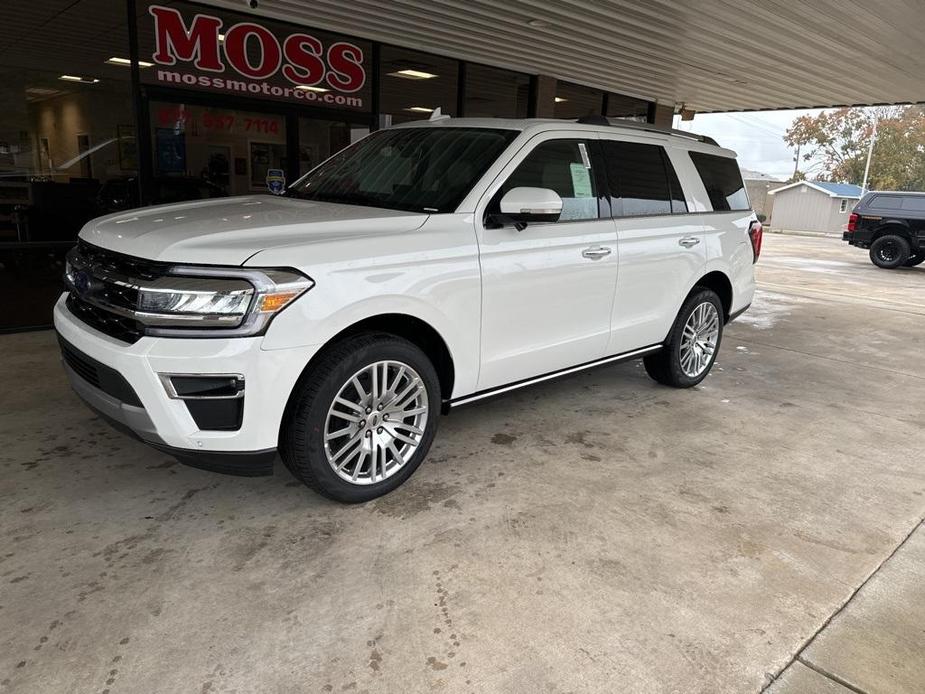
[[672, 109, 826, 181]]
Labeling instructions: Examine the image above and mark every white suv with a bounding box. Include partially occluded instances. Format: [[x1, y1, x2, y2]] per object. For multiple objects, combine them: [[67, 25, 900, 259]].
[[55, 116, 760, 502]]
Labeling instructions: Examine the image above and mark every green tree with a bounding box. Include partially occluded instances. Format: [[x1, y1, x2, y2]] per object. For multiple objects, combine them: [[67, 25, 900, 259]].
[[784, 106, 925, 190]]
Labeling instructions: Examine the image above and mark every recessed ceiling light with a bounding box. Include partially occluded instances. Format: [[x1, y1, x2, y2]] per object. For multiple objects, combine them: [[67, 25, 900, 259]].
[[528, 19, 548, 27], [554, 97, 567, 103], [389, 69, 438, 80], [405, 106, 435, 113], [295, 85, 329, 92], [59, 75, 100, 84], [106, 57, 154, 68]]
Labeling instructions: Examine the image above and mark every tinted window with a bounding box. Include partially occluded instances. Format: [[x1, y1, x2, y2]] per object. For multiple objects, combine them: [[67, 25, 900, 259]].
[[603, 141, 686, 216], [689, 152, 750, 211], [901, 196, 925, 212], [867, 195, 896, 209], [291, 127, 517, 213], [499, 140, 600, 222]]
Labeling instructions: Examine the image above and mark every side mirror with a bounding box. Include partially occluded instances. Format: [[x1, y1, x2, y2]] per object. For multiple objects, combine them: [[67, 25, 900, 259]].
[[493, 187, 562, 229]]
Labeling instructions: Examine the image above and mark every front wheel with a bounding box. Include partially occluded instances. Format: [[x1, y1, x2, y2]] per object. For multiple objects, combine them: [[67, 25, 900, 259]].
[[869, 235, 910, 269], [281, 333, 440, 503], [644, 288, 724, 388]]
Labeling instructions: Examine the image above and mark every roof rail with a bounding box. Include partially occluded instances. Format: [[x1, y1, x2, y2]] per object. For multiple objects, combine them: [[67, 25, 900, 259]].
[[575, 115, 719, 147]]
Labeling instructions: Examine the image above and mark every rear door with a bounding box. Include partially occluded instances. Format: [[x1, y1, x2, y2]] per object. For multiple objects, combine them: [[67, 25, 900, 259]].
[[601, 137, 706, 354]]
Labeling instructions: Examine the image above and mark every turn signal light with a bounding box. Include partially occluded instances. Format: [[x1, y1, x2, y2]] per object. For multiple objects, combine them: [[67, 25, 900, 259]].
[[257, 291, 302, 313]]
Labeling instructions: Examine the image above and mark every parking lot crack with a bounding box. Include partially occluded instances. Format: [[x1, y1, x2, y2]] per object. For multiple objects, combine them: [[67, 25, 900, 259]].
[[794, 657, 869, 694], [759, 518, 924, 693]]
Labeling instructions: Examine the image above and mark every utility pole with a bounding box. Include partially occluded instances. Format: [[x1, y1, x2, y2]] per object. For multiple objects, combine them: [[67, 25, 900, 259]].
[[861, 114, 878, 195]]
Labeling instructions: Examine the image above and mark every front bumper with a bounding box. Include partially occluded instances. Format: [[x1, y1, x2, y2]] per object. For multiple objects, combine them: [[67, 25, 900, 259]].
[[54, 294, 320, 475]]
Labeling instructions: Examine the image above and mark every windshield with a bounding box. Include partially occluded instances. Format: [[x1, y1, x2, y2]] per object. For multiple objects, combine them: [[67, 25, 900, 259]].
[[288, 127, 518, 213]]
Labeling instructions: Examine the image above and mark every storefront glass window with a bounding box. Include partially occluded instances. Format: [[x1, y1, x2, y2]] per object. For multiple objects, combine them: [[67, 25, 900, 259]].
[[149, 102, 289, 199], [379, 47, 458, 125], [554, 81, 604, 119], [606, 92, 651, 121], [299, 119, 369, 177], [463, 64, 530, 118], [0, 0, 135, 330]]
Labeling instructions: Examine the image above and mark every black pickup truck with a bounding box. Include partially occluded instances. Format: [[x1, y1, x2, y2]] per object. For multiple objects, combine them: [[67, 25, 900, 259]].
[[844, 191, 925, 268]]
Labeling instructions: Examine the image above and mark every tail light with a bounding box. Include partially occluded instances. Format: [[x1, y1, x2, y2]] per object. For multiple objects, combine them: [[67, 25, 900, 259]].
[[748, 220, 763, 262], [847, 212, 858, 233]]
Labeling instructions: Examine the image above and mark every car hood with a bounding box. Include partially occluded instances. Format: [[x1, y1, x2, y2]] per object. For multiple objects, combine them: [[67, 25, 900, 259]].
[[78, 195, 429, 265]]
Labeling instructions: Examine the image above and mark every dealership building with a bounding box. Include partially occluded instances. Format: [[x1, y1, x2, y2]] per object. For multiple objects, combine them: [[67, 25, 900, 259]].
[[1, 0, 922, 331]]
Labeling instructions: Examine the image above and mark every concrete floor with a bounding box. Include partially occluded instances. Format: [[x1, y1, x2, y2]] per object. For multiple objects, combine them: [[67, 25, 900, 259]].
[[1, 234, 923, 693]]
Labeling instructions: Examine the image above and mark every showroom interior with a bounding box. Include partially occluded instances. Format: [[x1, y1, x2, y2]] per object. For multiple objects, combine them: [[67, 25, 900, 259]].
[[0, 0, 654, 332]]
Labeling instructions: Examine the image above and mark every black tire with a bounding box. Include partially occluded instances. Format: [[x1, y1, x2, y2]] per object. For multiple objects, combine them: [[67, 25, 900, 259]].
[[869, 235, 911, 269], [905, 254, 924, 267], [644, 288, 724, 388], [280, 333, 440, 503]]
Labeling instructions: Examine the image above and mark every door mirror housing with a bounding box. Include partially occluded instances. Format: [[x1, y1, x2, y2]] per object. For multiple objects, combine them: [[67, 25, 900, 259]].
[[491, 187, 562, 229]]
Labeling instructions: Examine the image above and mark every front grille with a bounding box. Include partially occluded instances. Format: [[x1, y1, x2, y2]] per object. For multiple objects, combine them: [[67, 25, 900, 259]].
[[65, 240, 172, 343], [58, 334, 143, 407], [66, 294, 143, 344], [76, 239, 170, 282]]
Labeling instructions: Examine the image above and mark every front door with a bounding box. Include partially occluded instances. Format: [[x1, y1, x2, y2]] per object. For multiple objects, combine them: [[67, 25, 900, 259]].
[[476, 135, 618, 390]]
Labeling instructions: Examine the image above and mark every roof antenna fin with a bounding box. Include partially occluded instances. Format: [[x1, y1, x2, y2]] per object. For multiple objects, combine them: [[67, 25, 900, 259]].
[[429, 107, 451, 122]]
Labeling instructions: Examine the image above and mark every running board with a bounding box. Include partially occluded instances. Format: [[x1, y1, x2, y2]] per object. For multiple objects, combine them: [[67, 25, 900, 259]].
[[444, 344, 663, 412]]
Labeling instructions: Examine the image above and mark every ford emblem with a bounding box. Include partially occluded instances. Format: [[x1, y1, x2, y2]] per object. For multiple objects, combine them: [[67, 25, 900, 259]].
[[73, 270, 92, 295]]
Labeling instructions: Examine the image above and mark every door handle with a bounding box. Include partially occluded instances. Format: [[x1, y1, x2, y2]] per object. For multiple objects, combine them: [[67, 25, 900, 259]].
[[679, 236, 701, 248], [582, 246, 612, 260]]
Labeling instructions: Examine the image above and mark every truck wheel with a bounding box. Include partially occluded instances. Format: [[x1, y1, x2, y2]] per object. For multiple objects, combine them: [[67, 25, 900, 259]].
[[281, 333, 440, 503], [644, 288, 724, 388], [905, 254, 924, 267], [869, 235, 910, 269]]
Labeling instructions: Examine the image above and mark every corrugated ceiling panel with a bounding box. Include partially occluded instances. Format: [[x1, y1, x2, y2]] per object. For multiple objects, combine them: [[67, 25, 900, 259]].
[[199, 0, 925, 112]]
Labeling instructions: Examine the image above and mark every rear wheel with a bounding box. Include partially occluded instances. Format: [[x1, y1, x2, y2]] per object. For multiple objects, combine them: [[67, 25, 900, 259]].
[[281, 333, 440, 503], [904, 254, 924, 267], [869, 234, 910, 269], [644, 288, 724, 388]]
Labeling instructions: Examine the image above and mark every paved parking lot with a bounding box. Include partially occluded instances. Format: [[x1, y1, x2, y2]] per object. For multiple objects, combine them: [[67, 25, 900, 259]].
[[1, 234, 923, 693]]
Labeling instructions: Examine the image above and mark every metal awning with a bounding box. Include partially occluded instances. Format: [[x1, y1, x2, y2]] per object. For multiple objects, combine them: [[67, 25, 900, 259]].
[[205, 0, 925, 113]]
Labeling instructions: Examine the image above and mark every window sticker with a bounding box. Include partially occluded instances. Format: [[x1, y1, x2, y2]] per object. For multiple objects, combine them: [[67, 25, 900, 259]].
[[569, 162, 593, 198], [578, 142, 592, 168]]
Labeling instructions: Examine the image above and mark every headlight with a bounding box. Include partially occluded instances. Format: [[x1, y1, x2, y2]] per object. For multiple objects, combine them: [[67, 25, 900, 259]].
[[136, 266, 313, 337]]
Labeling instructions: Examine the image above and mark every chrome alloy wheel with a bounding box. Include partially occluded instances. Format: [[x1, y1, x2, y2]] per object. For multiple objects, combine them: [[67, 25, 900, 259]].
[[679, 301, 720, 378], [324, 360, 429, 485]]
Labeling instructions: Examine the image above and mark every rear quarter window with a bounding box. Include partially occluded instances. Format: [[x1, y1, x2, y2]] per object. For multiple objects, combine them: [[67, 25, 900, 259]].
[[901, 196, 925, 212], [688, 152, 750, 212], [867, 195, 898, 209]]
